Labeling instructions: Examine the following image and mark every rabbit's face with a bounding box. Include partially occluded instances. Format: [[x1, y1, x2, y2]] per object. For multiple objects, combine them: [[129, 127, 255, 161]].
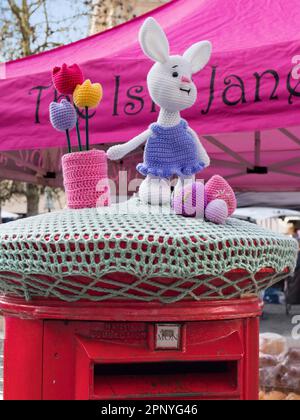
[[148, 56, 197, 112], [139, 17, 212, 113]]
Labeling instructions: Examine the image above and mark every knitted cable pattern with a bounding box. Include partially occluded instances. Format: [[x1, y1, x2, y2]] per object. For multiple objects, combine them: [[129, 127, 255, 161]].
[[0, 200, 297, 303], [62, 150, 110, 209], [137, 119, 205, 178]]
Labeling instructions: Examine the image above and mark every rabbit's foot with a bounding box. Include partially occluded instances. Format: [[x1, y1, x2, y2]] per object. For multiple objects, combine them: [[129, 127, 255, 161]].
[[139, 176, 171, 205], [205, 199, 228, 224]]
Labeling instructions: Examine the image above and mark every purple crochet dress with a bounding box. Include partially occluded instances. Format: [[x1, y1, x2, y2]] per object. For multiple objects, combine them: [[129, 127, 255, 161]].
[[137, 120, 204, 178]]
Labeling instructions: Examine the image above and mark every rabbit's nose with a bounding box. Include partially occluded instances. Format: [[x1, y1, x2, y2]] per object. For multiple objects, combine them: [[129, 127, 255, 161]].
[[181, 76, 191, 83]]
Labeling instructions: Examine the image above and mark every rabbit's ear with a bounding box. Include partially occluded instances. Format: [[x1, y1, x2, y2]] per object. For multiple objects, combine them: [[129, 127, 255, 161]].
[[183, 41, 212, 74], [139, 17, 170, 64]]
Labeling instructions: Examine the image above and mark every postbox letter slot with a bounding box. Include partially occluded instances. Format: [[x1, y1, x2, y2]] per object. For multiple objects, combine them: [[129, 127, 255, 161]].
[[91, 360, 239, 400]]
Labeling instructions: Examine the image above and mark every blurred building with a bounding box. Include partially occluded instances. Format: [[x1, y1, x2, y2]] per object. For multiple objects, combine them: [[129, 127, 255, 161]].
[[2, 191, 66, 219], [132, 0, 169, 16], [90, 0, 169, 34]]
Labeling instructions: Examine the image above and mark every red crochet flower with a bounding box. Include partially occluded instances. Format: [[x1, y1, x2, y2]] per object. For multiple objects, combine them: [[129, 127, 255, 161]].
[[52, 64, 84, 95]]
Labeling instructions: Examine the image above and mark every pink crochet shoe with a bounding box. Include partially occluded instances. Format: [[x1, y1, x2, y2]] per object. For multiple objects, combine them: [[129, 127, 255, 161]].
[[62, 150, 110, 209], [172, 182, 205, 218], [205, 175, 237, 215]]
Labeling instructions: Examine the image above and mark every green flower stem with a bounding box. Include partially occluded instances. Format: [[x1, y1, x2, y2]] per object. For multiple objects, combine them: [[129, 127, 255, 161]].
[[85, 106, 89, 151], [66, 129, 72, 154], [76, 120, 82, 151]]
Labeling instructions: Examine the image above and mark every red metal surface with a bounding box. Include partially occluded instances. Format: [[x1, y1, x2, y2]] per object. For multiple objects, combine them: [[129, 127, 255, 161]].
[[0, 296, 262, 321], [1, 297, 261, 401], [3, 317, 43, 400], [0, 267, 288, 302]]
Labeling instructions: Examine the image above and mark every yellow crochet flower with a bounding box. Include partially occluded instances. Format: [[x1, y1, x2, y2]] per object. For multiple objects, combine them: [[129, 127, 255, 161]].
[[73, 79, 103, 109]]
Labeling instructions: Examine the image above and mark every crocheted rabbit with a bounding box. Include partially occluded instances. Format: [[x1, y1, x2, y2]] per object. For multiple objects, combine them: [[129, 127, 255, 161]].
[[107, 17, 211, 205]]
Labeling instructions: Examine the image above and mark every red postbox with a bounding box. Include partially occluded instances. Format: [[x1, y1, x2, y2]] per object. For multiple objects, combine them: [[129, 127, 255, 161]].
[[0, 209, 297, 400], [1, 297, 261, 400]]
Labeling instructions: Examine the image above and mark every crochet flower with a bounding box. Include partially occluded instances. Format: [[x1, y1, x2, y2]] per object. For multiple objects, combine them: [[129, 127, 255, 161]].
[[49, 100, 77, 132], [73, 80, 103, 109], [52, 64, 84, 95]]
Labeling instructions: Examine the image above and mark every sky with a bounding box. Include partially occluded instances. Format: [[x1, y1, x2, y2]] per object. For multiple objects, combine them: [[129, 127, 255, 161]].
[[0, 0, 92, 62], [33, 0, 91, 46]]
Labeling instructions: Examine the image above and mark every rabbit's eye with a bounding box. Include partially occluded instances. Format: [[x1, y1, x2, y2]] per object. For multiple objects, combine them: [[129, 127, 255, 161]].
[[172, 72, 179, 78]]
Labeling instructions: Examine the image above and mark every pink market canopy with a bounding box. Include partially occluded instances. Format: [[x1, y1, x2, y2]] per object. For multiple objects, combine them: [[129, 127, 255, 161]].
[[1, 0, 300, 191]]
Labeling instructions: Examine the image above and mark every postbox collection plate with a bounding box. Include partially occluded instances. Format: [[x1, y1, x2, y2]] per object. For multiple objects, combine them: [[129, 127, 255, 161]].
[[155, 324, 181, 350]]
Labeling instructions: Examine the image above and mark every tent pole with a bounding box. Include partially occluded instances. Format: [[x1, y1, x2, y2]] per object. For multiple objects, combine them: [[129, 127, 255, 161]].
[[203, 135, 252, 167], [269, 157, 300, 170], [223, 171, 248, 180], [211, 158, 246, 169], [278, 128, 300, 147], [255, 131, 261, 166], [0, 152, 41, 173], [1, 169, 39, 184], [271, 169, 300, 178]]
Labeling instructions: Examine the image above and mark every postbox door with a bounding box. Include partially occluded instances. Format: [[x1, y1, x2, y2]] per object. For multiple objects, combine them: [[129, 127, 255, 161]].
[[74, 321, 244, 400], [42, 318, 258, 400]]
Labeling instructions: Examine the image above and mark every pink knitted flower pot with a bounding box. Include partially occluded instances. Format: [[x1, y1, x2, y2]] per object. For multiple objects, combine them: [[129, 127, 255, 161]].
[[62, 150, 110, 209]]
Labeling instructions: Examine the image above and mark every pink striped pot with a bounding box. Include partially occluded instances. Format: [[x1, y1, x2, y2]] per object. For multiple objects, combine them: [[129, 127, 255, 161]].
[[62, 150, 110, 209]]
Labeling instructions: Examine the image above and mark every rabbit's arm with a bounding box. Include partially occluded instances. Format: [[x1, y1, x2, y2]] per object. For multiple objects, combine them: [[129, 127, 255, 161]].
[[188, 127, 210, 168], [107, 130, 151, 161]]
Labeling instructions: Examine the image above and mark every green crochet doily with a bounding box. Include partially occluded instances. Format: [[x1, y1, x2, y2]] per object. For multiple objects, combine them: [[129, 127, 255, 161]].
[[0, 200, 297, 303]]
